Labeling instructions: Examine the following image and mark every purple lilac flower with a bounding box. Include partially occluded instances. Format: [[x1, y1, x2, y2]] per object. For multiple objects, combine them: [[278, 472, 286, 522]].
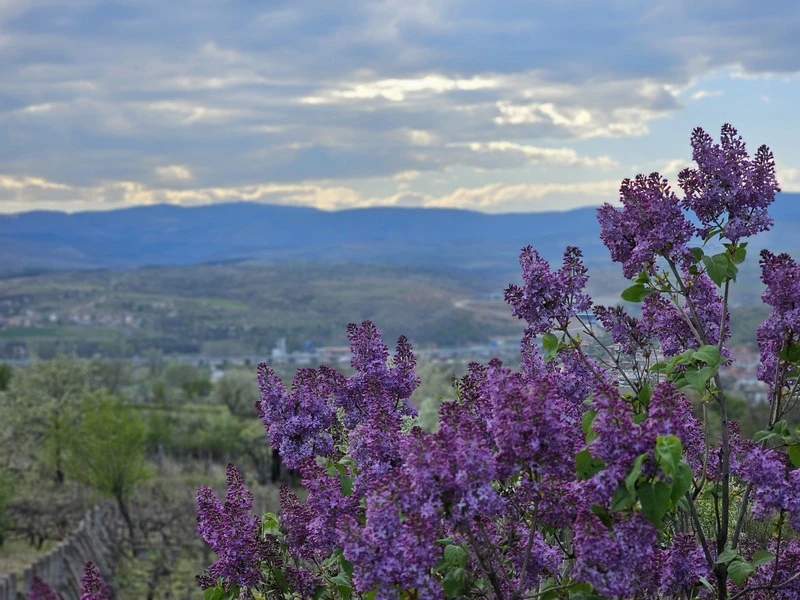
[[348, 405, 405, 491], [505, 246, 591, 336], [338, 481, 442, 600], [573, 512, 659, 598], [283, 567, 321, 600], [597, 173, 694, 278], [757, 251, 800, 387], [334, 322, 419, 429], [750, 539, 800, 599], [256, 365, 336, 470], [679, 124, 780, 242], [505, 525, 562, 594], [485, 365, 581, 480], [644, 382, 705, 471], [79, 563, 110, 600], [279, 463, 359, 561], [28, 577, 59, 600], [659, 533, 711, 596], [593, 304, 653, 355], [740, 448, 797, 523], [642, 270, 727, 355], [519, 331, 548, 382], [401, 402, 502, 525], [196, 464, 275, 589], [552, 348, 611, 408]]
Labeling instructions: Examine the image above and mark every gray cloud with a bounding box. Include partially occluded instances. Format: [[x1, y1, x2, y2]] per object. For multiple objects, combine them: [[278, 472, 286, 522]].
[[0, 0, 799, 211]]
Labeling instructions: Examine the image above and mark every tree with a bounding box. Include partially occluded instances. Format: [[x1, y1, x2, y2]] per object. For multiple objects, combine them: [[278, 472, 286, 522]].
[[0, 469, 12, 547], [213, 369, 260, 417], [0, 363, 12, 391], [0, 355, 88, 483], [67, 391, 150, 548]]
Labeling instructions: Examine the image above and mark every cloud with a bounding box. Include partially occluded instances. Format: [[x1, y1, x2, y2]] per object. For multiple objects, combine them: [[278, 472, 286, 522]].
[[454, 142, 618, 169], [1, 0, 799, 212], [0, 172, 621, 214], [154, 164, 193, 182], [690, 89, 723, 100]]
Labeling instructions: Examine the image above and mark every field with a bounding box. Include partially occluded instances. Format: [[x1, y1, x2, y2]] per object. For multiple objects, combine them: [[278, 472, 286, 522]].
[[0, 261, 526, 359]]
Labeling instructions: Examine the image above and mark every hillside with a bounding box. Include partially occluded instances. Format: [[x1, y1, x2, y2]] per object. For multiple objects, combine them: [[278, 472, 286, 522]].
[[0, 262, 529, 359]]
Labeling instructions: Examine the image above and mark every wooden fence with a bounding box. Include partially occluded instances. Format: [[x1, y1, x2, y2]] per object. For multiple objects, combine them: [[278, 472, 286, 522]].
[[0, 502, 120, 600]]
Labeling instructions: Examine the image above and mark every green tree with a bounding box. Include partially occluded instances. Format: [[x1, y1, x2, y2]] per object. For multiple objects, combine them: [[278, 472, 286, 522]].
[[0, 468, 13, 547], [0, 356, 88, 482], [213, 369, 259, 417], [0, 363, 12, 391], [67, 391, 150, 546]]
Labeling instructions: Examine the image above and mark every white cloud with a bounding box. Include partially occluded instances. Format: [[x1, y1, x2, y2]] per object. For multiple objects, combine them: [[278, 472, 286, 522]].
[[777, 164, 800, 192], [154, 164, 193, 182], [304, 74, 499, 103], [690, 89, 723, 100], [459, 141, 618, 169], [0, 173, 620, 214]]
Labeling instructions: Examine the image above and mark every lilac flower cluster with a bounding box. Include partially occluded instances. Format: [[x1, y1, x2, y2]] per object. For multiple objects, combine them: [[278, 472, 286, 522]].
[[280, 462, 358, 561], [658, 533, 711, 597], [28, 563, 110, 600], [504, 246, 591, 335], [28, 577, 60, 600], [196, 464, 276, 589], [256, 365, 337, 470], [338, 480, 442, 600], [597, 173, 694, 278], [642, 270, 727, 354], [593, 304, 653, 355], [573, 512, 659, 597], [679, 124, 780, 242], [757, 250, 800, 387], [740, 447, 800, 529], [79, 563, 110, 600]]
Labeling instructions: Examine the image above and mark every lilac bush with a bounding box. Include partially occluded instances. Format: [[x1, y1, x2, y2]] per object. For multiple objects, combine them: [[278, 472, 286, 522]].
[[196, 124, 800, 599]]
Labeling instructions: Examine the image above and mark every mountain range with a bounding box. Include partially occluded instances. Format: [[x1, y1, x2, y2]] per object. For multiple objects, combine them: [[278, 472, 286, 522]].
[[1, 194, 798, 280]]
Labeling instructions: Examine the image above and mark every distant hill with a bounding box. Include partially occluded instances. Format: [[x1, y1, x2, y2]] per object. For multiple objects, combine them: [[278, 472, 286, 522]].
[[0, 202, 603, 276], [1, 193, 797, 285]]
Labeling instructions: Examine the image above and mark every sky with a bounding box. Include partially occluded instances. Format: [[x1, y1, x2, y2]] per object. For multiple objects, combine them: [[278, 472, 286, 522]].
[[0, 0, 799, 214]]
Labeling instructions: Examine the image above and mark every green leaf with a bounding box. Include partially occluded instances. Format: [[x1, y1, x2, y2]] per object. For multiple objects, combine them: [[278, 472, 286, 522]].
[[670, 462, 693, 505], [582, 410, 598, 435], [611, 486, 635, 511], [753, 429, 777, 443], [689, 247, 705, 262], [638, 381, 652, 409], [639, 481, 671, 526], [715, 549, 740, 565], [732, 246, 747, 265], [788, 445, 800, 468], [779, 342, 800, 363], [542, 333, 559, 361], [576, 449, 605, 480], [699, 577, 714, 592], [694, 345, 723, 368], [204, 589, 222, 600], [702, 253, 730, 286], [752, 550, 776, 567], [443, 568, 467, 597], [339, 471, 353, 496], [727, 560, 755, 586], [682, 366, 716, 394], [655, 436, 683, 476], [621, 284, 654, 303], [625, 453, 647, 493], [444, 544, 468, 568]]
